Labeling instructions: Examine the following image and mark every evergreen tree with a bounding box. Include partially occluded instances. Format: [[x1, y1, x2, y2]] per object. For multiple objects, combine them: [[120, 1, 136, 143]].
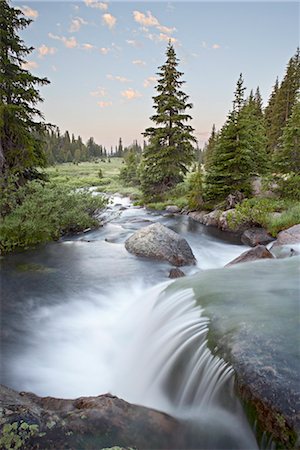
[[205, 74, 254, 200], [203, 124, 218, 171], [141, 42, 196, 198], [117, 137, 123, 157], [188, 166, 204, 210], [0, 0, 50, 183], [265, 49, 300, 154], [274, 98, 300, 173]]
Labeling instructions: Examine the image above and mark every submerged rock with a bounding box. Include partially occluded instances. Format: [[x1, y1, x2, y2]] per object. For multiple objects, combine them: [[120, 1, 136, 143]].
[[169, 268, 185, 279], [0, 385, 187, 450], [241, 228, 275, 247], [226, 245, 274, 266], [125, 223, 196, 266]]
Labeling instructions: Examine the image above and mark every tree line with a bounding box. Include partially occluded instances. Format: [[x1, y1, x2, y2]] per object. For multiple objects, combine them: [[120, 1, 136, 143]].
[[122, 43, 299, 205], [1, 0, 299, 211]]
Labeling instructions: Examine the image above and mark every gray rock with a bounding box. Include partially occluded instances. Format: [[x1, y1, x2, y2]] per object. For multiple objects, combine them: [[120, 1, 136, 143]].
[[226, 245, 274, 266], [202, 210, 221, 227], [271, 224, 300, 247], [165, 205, 181, 214], [188, 211, 207, 223], [241, 228, 275, 247], [0, 384, 186, 450], [125, 223, 196, 266], [169, 268, 185, 279]]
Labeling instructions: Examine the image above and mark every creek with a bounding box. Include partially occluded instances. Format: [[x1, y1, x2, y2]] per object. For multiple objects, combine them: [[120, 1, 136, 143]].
[[1, 195, 299, 449]]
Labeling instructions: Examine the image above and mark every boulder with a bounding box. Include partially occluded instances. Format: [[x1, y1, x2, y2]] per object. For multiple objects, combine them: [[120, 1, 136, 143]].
[[125, 223, 196, 266], [165, 205, 181, 214], [169, 268, 185, 279], [225, 191, 245, 209], [188, 211, 207, 224], [271, 224, 300, 247], [202, 210, 221, 227], [0, 385, 187, 450], [226, 245, 274, 266], [241, 228, 275, 247]]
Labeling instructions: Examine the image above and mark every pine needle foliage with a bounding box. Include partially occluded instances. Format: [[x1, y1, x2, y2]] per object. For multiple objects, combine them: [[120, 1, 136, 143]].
[[141, 42, 196, 200]]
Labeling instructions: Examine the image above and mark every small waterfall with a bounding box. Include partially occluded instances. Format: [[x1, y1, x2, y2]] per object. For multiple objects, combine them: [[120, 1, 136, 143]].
[[113, 283, 258, 449]]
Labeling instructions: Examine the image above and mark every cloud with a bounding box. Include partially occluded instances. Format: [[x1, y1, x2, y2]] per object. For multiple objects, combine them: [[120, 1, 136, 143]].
[[133, 10, 159, 27], [98, 101, 112, 108], [143, 76, 157, 87], [107, 74, 131, 83], [102, 13, 116, 29], [48, 33, 78, 49], [126, 39, 142, 48], [212, 43, 221, 49], [38, 44, 56, 58], [156, 25, 176, 34], [133, 10, 177, 42], [90, 87, 107, 97], [20, 5, 39, 19], [158, 33, 177, 44], [100, 47, 110, 55], [121, 88, 142, 100], [52, 65, 58, 72], [69, 17, 88, 33], [22, 60, 38, 70], [82, 43, 95, 50], [84, 0, 108, 10], [132, 59, 146, 67]]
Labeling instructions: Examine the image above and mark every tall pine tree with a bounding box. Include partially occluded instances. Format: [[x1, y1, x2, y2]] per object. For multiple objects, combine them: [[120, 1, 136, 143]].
[[203, 124, 218, 171], [205, 74, 260, 201], [265, 49, 300, 155], [0, 0, 50, 183], [141, 42, 196, 199]]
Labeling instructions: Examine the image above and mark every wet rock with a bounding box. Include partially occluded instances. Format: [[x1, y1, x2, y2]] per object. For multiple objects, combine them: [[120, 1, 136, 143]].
[[125, 223, 196, 266], [241, 228, 275, 247], [169, 268, 185, 279], [188, 211, 207, 223], [271, 224, 300, 247], [165, 205, 181, 214], [226, 245, 274, 266], [202, 210, 221, 227], [0, 385, 187, 450]]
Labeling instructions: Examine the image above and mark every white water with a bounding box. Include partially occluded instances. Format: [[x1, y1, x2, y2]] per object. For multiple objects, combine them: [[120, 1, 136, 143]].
[[3, 196, 279, 448]]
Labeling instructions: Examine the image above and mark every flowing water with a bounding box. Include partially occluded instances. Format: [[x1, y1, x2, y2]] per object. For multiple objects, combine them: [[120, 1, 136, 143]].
[[1, 195, 299, 449]]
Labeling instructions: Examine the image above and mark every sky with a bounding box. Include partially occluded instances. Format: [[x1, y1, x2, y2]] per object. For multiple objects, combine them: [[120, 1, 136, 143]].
[[13, 0, 299, 149]]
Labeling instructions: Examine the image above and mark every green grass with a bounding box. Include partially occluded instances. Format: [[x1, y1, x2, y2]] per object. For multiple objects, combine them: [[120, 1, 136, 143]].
[[0, 181, 107, 254], [45, 159, 142, 199], [227, 197, 300, 236]]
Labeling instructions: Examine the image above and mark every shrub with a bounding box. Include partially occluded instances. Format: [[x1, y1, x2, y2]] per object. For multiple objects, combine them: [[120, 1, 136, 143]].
[[0, 181, 107, 253]]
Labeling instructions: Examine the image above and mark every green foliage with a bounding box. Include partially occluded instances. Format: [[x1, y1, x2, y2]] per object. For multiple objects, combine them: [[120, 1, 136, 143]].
[[0, 181, 107, 253], [119, 149, 140, 186], [141, 42, 196, 199], [188, 168, 204, 210], [0, 0, 50, 182], [274, 173, 300, 200], [0, 421, 39, 450], [266, 203, 300, 236], [227, 197, 298, 236], [274, 99, 300, 173], [265, 48, 300, 155], [205, 75, 268, 202], [203, 124, 218, 171]]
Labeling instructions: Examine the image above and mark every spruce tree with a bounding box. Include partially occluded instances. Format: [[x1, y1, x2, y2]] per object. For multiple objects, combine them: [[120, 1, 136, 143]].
[[265, 49, 300, 154], [203, 124, 218, 171], [141, 42, 196, 199], [275, 98, 300, 173], [0, 0, 50, 183], [204, 74, 254, 201]]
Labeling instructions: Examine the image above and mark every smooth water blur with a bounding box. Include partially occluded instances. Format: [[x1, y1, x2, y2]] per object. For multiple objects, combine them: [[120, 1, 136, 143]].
[[1, 195, 297, 448]]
